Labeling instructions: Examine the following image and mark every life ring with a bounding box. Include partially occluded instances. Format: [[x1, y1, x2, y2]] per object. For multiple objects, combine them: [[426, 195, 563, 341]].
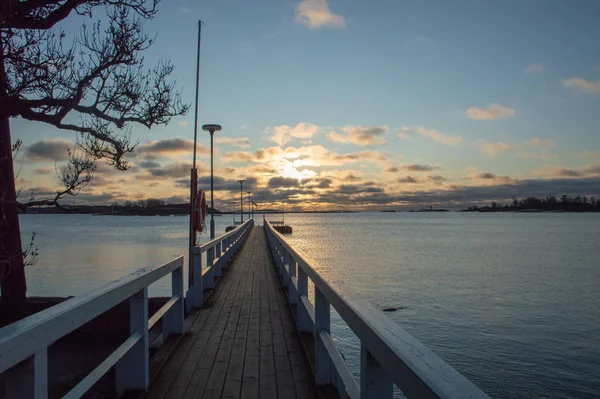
[[195, 190, 207, 232]]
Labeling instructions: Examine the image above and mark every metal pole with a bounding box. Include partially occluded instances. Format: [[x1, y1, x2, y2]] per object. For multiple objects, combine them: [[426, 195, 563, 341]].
[[210, 131, 215, 239], [189, 20, 203, 287], [240, 182, 244, 223]]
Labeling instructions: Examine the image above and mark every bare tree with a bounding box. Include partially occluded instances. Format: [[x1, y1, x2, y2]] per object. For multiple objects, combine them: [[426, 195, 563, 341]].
[[0, 0, 189, 320]]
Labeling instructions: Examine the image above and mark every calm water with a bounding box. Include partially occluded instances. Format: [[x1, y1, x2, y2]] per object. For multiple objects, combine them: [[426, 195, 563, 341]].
[[18, 212, 600, 398]]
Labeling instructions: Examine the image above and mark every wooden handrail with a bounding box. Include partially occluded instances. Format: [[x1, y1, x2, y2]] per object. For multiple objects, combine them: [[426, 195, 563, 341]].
[[0, 256, 185, 398], [264, 219, 490, 399]]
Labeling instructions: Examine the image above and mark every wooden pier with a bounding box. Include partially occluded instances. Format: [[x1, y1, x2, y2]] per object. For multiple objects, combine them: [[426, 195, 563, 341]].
[[147, 227, 316, 399], [0, 218, 490, 399]]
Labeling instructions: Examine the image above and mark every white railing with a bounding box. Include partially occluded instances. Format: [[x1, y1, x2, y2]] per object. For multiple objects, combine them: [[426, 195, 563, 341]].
[[186, 218, 254, 311], [264, 219, 490, 399], [0, 256, 185, 399]]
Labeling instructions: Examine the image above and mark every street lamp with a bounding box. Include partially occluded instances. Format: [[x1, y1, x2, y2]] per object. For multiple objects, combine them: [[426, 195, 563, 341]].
[[246, 192, 252, 219], [237, 180, 245, 223], [202, 124, 222, 239]]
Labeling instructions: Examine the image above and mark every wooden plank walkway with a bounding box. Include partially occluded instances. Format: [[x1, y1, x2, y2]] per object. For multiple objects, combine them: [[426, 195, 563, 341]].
[[146, 227, 317, 399]]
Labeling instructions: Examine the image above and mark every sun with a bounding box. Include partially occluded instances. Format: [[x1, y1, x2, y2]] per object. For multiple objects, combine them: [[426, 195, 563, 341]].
[[280, 164, 316, 180]]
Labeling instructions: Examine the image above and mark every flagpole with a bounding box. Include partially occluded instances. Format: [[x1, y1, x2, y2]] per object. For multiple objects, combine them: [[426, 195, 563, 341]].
[[189, 20, 203, 287]]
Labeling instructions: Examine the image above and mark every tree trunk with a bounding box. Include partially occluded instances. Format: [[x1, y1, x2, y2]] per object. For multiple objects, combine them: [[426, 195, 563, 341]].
[[0, 28, 27, 323]]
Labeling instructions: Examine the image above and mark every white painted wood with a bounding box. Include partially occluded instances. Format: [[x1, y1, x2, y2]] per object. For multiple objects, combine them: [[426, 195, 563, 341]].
[[319, 330, 360, 399], [314, 286, 331, 385], [213, 242, 222, 277], [191, 246, 203, 309], [264, 220, 490, 399], [298, 294, 314, 333], [5, 349, 50, 399], [361, 344, 392, 399], [63, 333, 141, 399], [148, 296, 179, 331], [163, 265, 184, 338], [283, 264, 290, 287], [289, 276, 298, 305], [115, 287, 149, 396], [202, 265, 214, 289], [0, 257, 183, 373], [0, 221, 256, 399], [34, 349, 47, 399]]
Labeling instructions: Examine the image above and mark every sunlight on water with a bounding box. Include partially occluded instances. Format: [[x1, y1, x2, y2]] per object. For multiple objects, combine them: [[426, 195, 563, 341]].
[[19, 212, 600, 398]]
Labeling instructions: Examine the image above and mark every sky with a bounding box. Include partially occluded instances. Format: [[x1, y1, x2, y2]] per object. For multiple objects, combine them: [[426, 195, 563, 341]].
[[12, 0, 600, 210]]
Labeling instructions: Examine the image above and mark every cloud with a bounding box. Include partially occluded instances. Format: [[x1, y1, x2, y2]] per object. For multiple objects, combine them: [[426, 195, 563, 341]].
[[179, 6, 192, 13], [267, 122, 319, 146], [327, 125, 388, 146], [268, 177, 300, 188], [301, 177, 332, 188], [478, 141, 520, 157], [523, 64, 546, 73], [428, 175, 448, 183], [562, 78, 600, 94], [387, 164, 440, 173], [214, 137, 252, 149], [26, 138, 72, 162], [526, 138, 555, 148], [136, 138, 209, 158], [146, 162, 192, 178], [397, 176, 419, 184], [295, 0, 345, 30], [465, 103, 516, 120], [477, 172, 497, 179], [398, 126, 463, 145], [178, 120, 189, 128], [32, 166, 55, 175]]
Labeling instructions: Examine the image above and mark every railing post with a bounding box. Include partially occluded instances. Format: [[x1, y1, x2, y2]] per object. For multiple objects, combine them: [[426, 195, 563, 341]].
[[282, 249, 290, 288], [297, 266, 311, 332], [288, 253, 298, 305], [3, 348, 48, 399], [205, 247, 215, 289], [116, 288, 149, 396], [214, 243, 222, 277], [191, 246, 203, 309], [164, 264, 184, 339], [360, 345, 393, 399], [315, 286, 331, 385]]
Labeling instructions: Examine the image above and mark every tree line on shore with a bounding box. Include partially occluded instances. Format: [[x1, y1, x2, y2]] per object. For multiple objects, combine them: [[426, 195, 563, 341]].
[[465, 195, 600, 212]]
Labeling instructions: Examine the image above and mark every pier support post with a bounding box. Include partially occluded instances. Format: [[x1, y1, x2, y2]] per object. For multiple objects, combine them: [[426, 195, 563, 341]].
[[164, 265, 184, 339], [288, 252, 298, 305], [297, 266, 311, 332], [360, 345, 392, 399], [116, 288, 149, 396], [315, 286, 331, 385], [214, 243, 222, 277], [191, 247, 203, 309]]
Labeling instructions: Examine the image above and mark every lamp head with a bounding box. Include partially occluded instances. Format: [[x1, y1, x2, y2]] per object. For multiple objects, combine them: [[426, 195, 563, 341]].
[[202, 124, 222, 133]]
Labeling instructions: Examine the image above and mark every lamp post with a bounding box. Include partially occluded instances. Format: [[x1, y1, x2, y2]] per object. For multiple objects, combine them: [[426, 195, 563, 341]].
[[237, 180, 245, 223], [202, 124, 222, 239], [246, 192, 252, 219]]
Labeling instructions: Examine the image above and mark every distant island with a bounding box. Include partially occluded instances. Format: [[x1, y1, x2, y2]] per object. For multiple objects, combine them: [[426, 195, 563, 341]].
[[463, 195, 600, 212]]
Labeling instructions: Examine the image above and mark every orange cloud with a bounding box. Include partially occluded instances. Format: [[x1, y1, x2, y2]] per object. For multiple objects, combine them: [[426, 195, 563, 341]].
[[465, 104, 516, 120]]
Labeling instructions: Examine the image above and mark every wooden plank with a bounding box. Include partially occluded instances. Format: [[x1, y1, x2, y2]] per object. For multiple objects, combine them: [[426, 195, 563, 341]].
[[258, 230, 277, 399], [180, 228, 254, 399], [222, 232, 256, 399], [201, 233, 255, 398], [264, 237, 298, 399], [148, 248, 245, 399], [241, 233, 261, 399]]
